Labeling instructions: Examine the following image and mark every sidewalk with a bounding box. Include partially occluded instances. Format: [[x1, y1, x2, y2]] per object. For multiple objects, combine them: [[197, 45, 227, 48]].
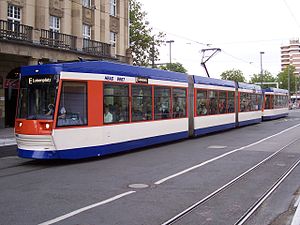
[[0, 128, 16, 146]]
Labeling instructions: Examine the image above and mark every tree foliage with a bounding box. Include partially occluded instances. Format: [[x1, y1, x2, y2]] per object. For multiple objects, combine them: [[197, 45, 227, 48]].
[[249, 71, 276, 89], [277, 65, 300, 93], [129, 0, 165, 66], [220, 69, 246, 82], [159, 63, 188, 73]]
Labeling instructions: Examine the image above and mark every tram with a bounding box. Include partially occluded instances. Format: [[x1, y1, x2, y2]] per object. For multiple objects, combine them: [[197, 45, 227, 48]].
[[14, 61, 287, 159], [262, 87, 289, 120]]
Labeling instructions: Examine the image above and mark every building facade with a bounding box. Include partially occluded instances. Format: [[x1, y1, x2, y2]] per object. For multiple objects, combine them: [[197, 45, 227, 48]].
[[0, 0, 131, 128], [281, 39, 300, 75]]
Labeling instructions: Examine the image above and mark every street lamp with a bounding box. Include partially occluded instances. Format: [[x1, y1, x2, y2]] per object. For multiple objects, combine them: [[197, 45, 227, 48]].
[[166, 40, 175, 64], [260, 51, 265, 86]]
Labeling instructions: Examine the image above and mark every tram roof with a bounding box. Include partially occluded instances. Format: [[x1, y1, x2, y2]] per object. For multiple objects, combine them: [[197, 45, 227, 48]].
[[263, 87, 288, 94], [238, 82, 262, 92], [193, 75, 236, 88], [21, 61, 188, 83]]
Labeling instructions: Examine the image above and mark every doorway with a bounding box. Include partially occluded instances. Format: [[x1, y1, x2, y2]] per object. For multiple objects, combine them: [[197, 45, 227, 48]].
[[5, 68, 20, 127]]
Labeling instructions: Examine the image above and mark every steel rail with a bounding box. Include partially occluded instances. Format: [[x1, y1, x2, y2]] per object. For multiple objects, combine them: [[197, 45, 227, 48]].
[[235, 158, 300, 225], [161, 138, 300, 225]]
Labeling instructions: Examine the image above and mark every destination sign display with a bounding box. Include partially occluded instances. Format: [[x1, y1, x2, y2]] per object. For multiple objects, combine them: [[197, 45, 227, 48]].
[[135, 77, 148, 84], [20, 75, 59, 87]]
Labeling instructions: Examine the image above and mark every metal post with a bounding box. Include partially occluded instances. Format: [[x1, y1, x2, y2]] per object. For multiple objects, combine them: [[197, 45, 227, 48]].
[[296, 73, 298, 107], [288, 66, 290, 101], [260, 52, 264, 86], [151, 37, 155, 68], [166, 40, 174, 65]]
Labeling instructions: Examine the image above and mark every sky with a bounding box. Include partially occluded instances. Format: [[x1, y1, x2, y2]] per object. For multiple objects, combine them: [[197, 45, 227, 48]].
[[138, 0, 300, 81]]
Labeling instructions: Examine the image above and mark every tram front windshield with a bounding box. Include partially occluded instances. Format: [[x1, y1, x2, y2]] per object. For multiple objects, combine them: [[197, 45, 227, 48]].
[[17, 75, 59, 120]]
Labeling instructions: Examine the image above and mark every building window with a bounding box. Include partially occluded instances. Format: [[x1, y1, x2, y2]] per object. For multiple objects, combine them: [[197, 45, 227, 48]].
[[110, 0, 117, 16], [82, 0, 91, 8], [49, 15, 60, 33], [49, 15, 60, 41], [110, 32, 117, 54], [57, 82, 88, 127], [7, 4, 21, 32], [83, 24, 91, 40], [110, 32, 117, 47]]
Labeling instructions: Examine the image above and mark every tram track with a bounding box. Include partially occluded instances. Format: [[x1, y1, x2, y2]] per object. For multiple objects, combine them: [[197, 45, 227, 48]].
[[161, 137, 300, 225], [0, 159, 80, 178]]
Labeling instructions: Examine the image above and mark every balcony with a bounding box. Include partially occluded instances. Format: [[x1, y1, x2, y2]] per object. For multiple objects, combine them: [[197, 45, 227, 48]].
[[0, 20, 113, 60], [0, 20, 32, 42], [40, 29, 77, 50], [82, 39, 111, 57]]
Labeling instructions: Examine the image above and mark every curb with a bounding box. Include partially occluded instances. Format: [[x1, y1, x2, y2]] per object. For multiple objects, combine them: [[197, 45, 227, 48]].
[[0, 138, 17, 147], [292, 197, 300, 225]]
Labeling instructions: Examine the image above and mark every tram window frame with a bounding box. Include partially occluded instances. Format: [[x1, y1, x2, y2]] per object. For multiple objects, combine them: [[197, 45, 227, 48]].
[[56, 81, 88, 127], [265, 95, 273, 109], [154, 86, 171, 120], [218, 91, 227, 114], [103, 83, 129, 124], [240, 92, 250, 112], [172, 87, 187, 118], [208, 90, 219, 115], [131, 84, 152, 122], [250, 93, 257, 111], [228, 91, 235, 113], [196, 89, 208, 116]]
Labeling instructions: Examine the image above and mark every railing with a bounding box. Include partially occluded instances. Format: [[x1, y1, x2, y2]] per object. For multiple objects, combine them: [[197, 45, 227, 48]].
[[0, 20, 33, 42], [82, 39, 111, 57], [40, 29, 77, 50], [0, 20, 112, 58]]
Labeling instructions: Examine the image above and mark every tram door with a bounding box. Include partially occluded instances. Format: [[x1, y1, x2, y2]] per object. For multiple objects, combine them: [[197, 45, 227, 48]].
[[5, 68, 20, 127]]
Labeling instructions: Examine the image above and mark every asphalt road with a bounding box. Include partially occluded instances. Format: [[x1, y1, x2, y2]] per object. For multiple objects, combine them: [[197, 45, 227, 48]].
[[1, 110, 300, 225]]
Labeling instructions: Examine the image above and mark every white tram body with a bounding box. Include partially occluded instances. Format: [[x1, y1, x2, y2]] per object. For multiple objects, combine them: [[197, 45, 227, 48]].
[[14, 61, 289, 159], [237, 82, 262, 126], [193, 76, 236, 136], [262, 87, 289, 120]]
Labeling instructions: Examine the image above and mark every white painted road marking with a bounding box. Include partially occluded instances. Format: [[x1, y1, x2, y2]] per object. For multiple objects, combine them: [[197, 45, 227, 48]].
[[154, 123, 300, 185], [38, 191, 136, 225]]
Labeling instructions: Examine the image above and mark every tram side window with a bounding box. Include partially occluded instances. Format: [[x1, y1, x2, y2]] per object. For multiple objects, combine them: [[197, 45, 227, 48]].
[[104, 83, 129, 123], [284, 96, 288, 107], [257, 94, 262, 110], [173, 88, 186, 118], [219, 91, 227, 114], [196, 89, 207, 116], [240, 93, 250, 112], [265, 95, 272, 109], [154, 86, 171, 120], [57, 81, 87, 127], [275, 95, 286, 108], [132, 85, 152, 122], [228, 91, 235, 113], [208, 90, 218, 115], [250, 94, 257, 111]]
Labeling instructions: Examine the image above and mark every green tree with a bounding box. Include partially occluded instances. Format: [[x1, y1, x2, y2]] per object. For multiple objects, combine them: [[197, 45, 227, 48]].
[[249, 71, 276, 89], [129, 0, 165, 66], [277, 65, 300, 93], [159, 63, 188, 73], [220, 69, 246, 82]]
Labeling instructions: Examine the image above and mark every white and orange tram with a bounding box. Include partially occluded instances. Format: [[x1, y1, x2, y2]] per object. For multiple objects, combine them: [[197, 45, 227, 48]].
[[262, 87, 289, 120], [14, 61, 288, 159]]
